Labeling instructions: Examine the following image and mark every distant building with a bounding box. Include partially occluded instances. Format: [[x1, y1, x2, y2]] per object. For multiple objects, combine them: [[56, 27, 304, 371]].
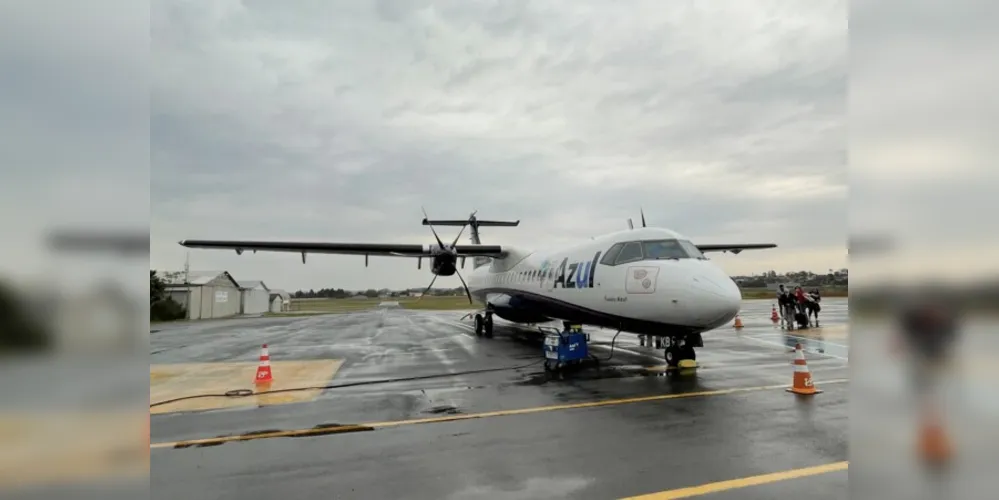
[[161, 271, 242, 320], [268, 289, 291, 313], [238, 280, 271, 315]]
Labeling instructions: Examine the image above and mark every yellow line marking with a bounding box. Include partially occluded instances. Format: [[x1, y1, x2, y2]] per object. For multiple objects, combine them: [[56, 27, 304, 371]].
[[151, 379, 848, 449], [620, 461, 849, 499]]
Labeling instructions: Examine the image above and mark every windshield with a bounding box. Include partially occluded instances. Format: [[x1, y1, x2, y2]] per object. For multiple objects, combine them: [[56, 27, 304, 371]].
[[678, 240, 706, 259], [641, 239, 691, 260]]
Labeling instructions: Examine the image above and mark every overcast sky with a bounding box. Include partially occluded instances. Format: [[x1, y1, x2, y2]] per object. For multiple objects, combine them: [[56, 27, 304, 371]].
[[146, 0, 849, 291]]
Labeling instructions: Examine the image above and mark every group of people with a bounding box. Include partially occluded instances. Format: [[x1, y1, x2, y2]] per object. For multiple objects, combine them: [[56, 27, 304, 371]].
[[776, 284, 821, 329]]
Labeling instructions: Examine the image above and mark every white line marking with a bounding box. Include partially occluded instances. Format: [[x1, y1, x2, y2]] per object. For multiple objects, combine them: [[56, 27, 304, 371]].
[[736, 335, 849, 361], [741, 332, 850, 350]]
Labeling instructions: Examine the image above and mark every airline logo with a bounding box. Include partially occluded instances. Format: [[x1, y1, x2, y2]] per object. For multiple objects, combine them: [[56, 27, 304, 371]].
[[541, 251, 602, 289]]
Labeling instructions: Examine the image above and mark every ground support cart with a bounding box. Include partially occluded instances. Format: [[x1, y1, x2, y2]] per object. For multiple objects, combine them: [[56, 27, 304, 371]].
[[541, 325, 596, 372]]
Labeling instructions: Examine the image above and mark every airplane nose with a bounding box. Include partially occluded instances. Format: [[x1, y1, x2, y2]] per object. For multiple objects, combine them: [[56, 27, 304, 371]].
[[689, 271, 742, 328]]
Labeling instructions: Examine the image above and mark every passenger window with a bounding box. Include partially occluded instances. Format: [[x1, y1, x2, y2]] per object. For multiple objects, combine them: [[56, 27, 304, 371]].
[[614, 242, 644, 265], [600, 243, 625, 265]]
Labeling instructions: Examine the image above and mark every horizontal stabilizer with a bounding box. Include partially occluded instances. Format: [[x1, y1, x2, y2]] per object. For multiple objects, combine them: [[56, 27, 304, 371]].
[[422, 219, 520, 227]]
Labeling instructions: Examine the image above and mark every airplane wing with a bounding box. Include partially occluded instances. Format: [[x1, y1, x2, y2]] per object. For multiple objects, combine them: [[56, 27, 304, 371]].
[[177, 239, 507, 258], [695, 243, 777, 254]]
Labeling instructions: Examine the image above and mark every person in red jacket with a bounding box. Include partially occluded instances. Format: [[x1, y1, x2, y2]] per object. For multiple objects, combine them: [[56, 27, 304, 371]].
[[794, 286, 807, 316]]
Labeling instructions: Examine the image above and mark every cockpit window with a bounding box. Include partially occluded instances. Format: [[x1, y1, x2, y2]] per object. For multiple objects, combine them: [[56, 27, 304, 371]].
[[600, 239, 706, 265], [614, 241, 644, 264], [600, 242, 625, 265], [641, 239, 690, 260], [679, 240, 706, 259]]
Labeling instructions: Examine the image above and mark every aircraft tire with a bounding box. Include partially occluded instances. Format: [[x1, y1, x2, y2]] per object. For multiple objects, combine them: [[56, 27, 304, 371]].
[[483, 314, 494, 338], [663, 335, 682, 368], [474, 314, 484, 337], [664, 347, 679, 368], [681, 345, 696, 361]]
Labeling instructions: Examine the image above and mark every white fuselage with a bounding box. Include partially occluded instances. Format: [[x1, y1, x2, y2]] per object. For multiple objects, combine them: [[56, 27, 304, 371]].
[[462, 227, 742, 335]]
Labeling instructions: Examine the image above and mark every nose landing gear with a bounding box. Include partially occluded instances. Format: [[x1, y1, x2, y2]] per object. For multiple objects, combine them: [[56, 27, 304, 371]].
[[662, 334, 699, 369]]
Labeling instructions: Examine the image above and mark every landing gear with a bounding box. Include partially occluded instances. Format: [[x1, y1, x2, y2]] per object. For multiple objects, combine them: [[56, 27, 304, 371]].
[[474, 312, 494, 338], [662, 335, 697, 368]]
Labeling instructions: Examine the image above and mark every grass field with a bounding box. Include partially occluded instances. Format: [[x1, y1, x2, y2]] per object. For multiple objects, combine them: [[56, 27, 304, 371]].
[[288, 286, 848, 313]]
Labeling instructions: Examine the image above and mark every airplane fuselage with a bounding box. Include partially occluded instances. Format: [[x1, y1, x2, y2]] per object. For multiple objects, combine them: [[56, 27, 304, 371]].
[[460, 227, 743, 336]]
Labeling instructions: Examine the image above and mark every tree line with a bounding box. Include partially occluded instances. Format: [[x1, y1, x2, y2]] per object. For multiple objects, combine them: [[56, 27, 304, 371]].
[[734, 269, 848, 289], [150, 270, 187, 321]]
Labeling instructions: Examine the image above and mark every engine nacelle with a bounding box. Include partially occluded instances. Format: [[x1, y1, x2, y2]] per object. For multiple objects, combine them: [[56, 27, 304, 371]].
[[430, 254, 457, 276]]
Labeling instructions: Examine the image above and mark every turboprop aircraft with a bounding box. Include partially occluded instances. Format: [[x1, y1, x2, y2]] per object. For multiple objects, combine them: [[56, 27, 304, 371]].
[[178, 209, 776, 367]]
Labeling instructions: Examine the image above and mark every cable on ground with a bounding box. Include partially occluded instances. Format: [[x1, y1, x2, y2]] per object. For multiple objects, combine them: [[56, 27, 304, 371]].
[[150, 358, 545, 408]]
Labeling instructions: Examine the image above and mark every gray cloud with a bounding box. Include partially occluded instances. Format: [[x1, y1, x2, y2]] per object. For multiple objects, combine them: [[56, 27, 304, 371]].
[[0, 1, 148, 290], [851, 0, 999, 254], [149, 0, 848, 290]]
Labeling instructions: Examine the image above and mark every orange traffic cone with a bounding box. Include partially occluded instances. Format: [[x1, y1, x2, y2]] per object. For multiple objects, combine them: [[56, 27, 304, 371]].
[[918, 412, 952, 465], [786, 343, 821, 395], [771, 305, 779, 322], [254, 344, 273, 384], [733, 315, 743, 328]]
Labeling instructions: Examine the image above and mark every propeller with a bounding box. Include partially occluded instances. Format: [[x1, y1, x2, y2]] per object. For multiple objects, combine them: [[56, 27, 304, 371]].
[[419, 207, 475, 304]]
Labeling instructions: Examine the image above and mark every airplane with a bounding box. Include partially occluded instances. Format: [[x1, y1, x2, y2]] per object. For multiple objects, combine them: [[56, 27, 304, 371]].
[[177, 209, 776, 368]]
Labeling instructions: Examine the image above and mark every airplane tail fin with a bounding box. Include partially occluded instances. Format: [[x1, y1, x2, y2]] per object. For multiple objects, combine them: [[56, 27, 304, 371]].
[[422, 214, 519, 268]]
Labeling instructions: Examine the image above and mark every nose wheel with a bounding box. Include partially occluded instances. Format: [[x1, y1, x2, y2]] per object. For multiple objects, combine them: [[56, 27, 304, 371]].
[[662, 335, 696, 368]]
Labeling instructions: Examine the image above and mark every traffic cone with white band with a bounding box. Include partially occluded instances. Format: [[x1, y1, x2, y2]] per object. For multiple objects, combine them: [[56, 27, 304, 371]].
[[786, 343, 821, 395], [254, 344, 273, 384]]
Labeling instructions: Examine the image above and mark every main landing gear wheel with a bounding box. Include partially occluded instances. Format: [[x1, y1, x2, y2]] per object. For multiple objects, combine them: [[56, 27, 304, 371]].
[[474, 313, 494, 338], [663, 335, 696, 369]]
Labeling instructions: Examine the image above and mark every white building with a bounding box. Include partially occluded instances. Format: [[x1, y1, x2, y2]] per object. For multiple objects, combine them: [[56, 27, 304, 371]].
[[268, 289, 291, 313], [162, 271, 242, 320], [238, 280, 271, 315]]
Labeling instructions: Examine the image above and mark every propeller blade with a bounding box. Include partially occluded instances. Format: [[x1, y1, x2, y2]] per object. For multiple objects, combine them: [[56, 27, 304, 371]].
[[417, 273, 439, 301], [421, 206, 446, 248], [449, 210, 478, 247], [454, 268, 473, 305], [450, 222, 468, 247], [640, 207, 646, 227]]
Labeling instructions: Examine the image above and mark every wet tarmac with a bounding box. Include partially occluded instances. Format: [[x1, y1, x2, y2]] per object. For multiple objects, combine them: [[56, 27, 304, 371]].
[[151, 299, 849, 499]]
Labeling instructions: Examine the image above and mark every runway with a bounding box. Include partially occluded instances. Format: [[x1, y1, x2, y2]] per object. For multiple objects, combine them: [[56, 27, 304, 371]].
[[150, 299, 849, 499]]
